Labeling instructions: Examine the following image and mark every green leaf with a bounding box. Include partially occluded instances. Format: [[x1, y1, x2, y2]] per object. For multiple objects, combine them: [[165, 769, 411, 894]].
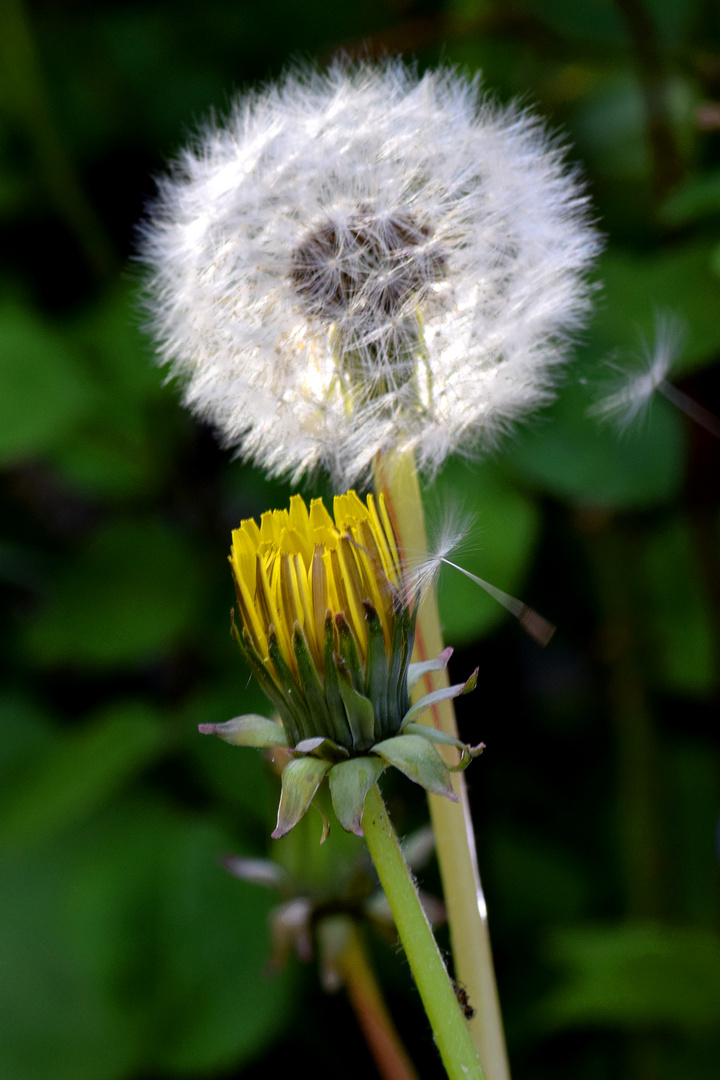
[[486, 827, 591, 925], [526, 0, 625, 45], [0, 843, 142, 1080], [0, 694, 57, 790], [508, 376, 684, 508], [25, 519, 203, 667], [372, 734, 458, 800], [71, 284, 163, 402], [329, 755, 386, 835], [0, 800, 296, 1080], [661, 170, 720, 226], [0, 302, 95, 463], [142, 814, 296, 1071], [272, 755, 332, 838], [540, 922, 720, 1031], [0, 701, 167, 847], [593, 243, 720, 375]]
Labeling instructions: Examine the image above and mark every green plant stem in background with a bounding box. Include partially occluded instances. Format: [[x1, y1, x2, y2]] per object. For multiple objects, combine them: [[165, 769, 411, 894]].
[[335, 922, 420, 1080], [580, 514, 664, 917], [0, 0, 113, 277], [580, 512, 666, 1080], [375, 450, 510, 1080], [361, 783, 485, 1080]]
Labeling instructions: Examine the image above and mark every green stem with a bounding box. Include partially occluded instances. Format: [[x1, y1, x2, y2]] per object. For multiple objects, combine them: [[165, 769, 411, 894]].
[[361, 782, 485, 1080], [375, 449, 510, 1080], [0, 0, 114, 277]]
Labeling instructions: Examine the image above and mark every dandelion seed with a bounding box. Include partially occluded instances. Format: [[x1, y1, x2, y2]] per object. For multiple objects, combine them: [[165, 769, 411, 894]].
[[658, 382, 720, 439], [437, 557, 555, 647], [140, 60, 600, 485], [590, 315, 682, 431], [403, 503, 476, 597], [591, 314, 720, 439], [403, 507, 554, 646]]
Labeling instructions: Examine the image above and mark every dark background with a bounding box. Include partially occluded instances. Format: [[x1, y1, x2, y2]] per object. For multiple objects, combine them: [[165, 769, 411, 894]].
[[1, 1, 719, 1078]]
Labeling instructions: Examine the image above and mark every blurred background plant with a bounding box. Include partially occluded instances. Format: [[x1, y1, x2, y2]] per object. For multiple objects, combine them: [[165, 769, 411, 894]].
[[1, 1, 718, 1079]]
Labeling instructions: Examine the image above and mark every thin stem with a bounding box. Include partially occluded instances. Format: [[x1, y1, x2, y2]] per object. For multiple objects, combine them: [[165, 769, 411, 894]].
[[375, 449, 510, 1080], [0, 0, 114, 277], [580, 515, 664, 917], [361, 783, 485, 1080], [614, 0, 684, 201], [336, 921, 420, 1080]]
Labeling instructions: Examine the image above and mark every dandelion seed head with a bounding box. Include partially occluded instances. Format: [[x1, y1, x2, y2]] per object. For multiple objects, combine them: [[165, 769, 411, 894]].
[[140, 60, 600, 484]]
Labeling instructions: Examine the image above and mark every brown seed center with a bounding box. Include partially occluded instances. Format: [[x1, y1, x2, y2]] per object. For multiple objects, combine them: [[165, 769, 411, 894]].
[[290, 209, 445, 322]]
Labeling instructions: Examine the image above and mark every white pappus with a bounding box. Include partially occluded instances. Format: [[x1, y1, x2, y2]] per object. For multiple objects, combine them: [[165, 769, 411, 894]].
[[140, 60, 600, 485], [590, 314, 720, 439]]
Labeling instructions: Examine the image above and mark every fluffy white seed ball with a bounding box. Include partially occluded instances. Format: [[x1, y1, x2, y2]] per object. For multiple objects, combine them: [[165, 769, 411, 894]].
[[140, 61, 600, 483]]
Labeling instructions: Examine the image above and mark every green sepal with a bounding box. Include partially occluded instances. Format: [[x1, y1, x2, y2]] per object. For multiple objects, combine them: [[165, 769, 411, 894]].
[[386, 599, 407, 728], [400, 667, 478, 729], [451, 742, 485, 771], [322, 613, 353, 749], [198, 714, 287, 748], [268, 629, 317, 741], [407, 647, 453, 691], [235, 626, 303, 747], [400, 721, 467, 752], [394, 599, 416, 724], [293, 623, 335, 740], [338, 679, 376, 752], [372, 734, 459, 801], [315, 802, 331, 845], [329, 756, 386, 836], [294, 736, 349, 762], [272, 755, 332, 839], [363, 601, 391, 739], [335, 612, 365, 694], [400, 723, 485, 770]]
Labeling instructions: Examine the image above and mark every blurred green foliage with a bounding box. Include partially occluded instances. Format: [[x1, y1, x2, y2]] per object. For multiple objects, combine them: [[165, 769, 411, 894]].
[[1, 1, 718, 1079]]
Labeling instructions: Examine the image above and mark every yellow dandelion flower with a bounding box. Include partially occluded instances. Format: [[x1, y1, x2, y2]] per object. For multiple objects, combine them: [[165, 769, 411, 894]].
[[202, 490, 480, 838]]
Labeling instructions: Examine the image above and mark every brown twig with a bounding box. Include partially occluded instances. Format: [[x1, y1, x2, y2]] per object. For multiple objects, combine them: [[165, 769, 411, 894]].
[[336, 920, 421, 1080]]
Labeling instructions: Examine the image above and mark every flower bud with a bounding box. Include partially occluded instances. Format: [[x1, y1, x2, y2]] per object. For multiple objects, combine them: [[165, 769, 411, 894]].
[[202, 489, 482, 837]]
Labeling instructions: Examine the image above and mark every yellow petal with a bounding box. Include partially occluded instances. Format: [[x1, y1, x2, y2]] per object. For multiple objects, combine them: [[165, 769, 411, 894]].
[[288, 493, 310, 538], [309, 497, 338, 544], [311, 547, 329, 650], [256, 555, 293, 672]]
